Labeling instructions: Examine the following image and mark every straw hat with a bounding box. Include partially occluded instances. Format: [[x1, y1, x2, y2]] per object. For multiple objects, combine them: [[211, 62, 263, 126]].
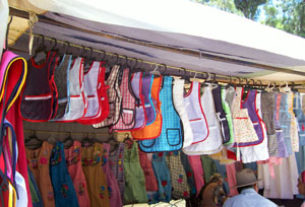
[[235, 168, 258, 188]]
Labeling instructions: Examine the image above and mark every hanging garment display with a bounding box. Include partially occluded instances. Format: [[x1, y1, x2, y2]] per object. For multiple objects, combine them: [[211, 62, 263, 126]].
[[274, 93, 289, 158], [78, 61, 109, 124], [64, 141, 90, 207], [212, 85, 231, 144], [81, 143, 110, 207], [179, 152, 197, 196], [183, 81, 208, 144], [221, 86, 234, 145], [261, 91, 278, 157], [141, 74, 156, 125], [130, 72, 146, 130], [26, 142, 55, 207], [151, 152, 172, 203], [187, 155, 204, 196], [139, 76, 183, 152], [0, 0, 8, 61], [49, 142, 79, 207], [132, 76, 162, 140], [200, 155, 217, 183], [279, 92, 292, 155], [123, 142, 148, 204], [294, 92, 305, 146], [172, 78, 193, 148], [28, 167, 43, 207], [109, 142, 125, 202], [111, 68, 136, 131], [138, 150, 158, 192], [58, 57, 87, 121], [51, 54, 72, 120], [21, 51, 57, 121], [183, 83, 223, 155], [93, 65, 121, 128], [102, 143, 122, 207], [165, 151, 190, 199], [287, 91, 299, 152]]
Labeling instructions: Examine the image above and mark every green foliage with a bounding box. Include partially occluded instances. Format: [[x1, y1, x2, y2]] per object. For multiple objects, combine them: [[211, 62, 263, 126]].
[[234, 0, 267, 20], [195, 0, 244, 16]]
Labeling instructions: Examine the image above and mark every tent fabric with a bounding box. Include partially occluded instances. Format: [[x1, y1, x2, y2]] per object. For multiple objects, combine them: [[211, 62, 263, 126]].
[[0, 0, 9, 58]]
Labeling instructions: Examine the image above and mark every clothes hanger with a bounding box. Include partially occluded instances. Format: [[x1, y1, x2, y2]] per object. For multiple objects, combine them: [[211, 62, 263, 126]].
[[25, 130, 43, 150], [81, 133, 94, 147], [265, 82, 275, 92], [149, 64, 161, 76], [32, 35, 48, 62], [63, 132, 74, 149], [280, 81, 291, 93], [123, 133, 134, 149], [225, 75, 234, 89]]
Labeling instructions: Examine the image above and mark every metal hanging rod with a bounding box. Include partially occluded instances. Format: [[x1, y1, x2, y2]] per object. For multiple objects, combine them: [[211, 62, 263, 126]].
[[24, 129, 109, 136], [8, 7, 305, 77]]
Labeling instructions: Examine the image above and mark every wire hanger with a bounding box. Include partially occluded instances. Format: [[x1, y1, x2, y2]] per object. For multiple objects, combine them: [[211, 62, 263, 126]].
[[150, 64, 161, 76]]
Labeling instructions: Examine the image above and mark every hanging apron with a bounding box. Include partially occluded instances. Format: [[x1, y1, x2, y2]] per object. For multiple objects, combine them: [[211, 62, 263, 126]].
[[49, 142, 79, 207], [287, 92, 299, 152], [165, 151, 190, 199], [51, 55, 72, 120], [187, 155, 204, 196], [151, 152, 172, 203], [21, 51, 57, 121], [220, 87, 234, 145], [26, 142, 55, 207], [142, 74, 156, 125], [279, 92, 292, 155], [123, 142, 147, 204], [180, 152, 197, 197], [130, 72, 146, 130], [139, 76, 182, 152], [111, 68, 136, 131], [64, 141, 90, 207], [138, 150, 158, 192], [92, 65, 121, 128], [57, 57, 87, 122], [212, 85, 231, 144], [261, 91, 278, 157], [172, 78, 193, 148], [78, 61, 109, 124], [81, 143, 110, 207], [183, 84, 223, 155], [274, 93, 289, 158], [183, 81, 208, 144], [237, 89, 265, 147], [132, 76, 162, 140], [294, 92, 305, 146]]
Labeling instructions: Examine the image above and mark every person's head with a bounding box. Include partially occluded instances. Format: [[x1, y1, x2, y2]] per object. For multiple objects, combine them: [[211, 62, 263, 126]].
[[297, 170, 305, 195], [236, 168, 258, 194]]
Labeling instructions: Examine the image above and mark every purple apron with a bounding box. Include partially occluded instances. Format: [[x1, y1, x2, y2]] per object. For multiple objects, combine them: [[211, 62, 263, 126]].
[[142, 73, 156, 125]]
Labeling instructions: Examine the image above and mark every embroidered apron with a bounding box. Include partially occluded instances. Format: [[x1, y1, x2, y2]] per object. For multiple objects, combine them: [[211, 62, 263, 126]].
[[59, 57, 87, 121], [26, 142, 55, 207], [93, 65, 121, 128], [52, 54, 72, 120], [130, 72, 146, 130], [102, 143, 122, 207], [21, 51, 57, 121], [261, 92, 278, 157], [183, 81, 208, 144], [142, 74, 156, 125], [151, 152, 171, 203], [81, 143, 110, 207], [166, 151, 190, 199], [183, 84, 223, 155], [109, 143, 125, 202], [172, 78, 193, 148], [294, 92, 305, 146], [139, 76, 182, 152], [50, 142, 79, 207], [279, 92, 292, 155], [64, 141, 90, 207], [111, 68, 136, 131], [123, 142, 147, 204], [132, 76, 162, 140], [212, 85, 231, 144], [139, 150, 158, 192], [220, 87, 234, 145]]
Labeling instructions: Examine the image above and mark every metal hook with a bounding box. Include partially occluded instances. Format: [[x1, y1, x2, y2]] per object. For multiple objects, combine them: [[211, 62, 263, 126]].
[[160, 64, 167, 75]]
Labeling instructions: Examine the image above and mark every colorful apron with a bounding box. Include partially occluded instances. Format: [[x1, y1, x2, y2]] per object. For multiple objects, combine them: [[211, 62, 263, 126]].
[[81, 143, 110, 207], [132, 76, 162, 140], [139, 76, 182, 152], [130, 72, 146, 130], [180, 152, 197, 196], [26, 142, 55, 207], [102, 143, 122, 207], [183, 81, 208, 144], [279, 92, 292, 155], [294, 92, 305, 146], [52, 54, 72, 120], [142, 74, 156, 125], [64, 141, 90, 207], [287, 92, 299, 152], [173, 78, 193, 148], [50, 142, 79, 207], [138, 150, 158, 192], [21, 51, 57, 121], [187, 155, 204, 196], [111, 68, 136, 131], [93, 65, 121, 128], [28, 167, 43, 207], [123, 142, 147, 204], [220, 87, 234, 145]]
